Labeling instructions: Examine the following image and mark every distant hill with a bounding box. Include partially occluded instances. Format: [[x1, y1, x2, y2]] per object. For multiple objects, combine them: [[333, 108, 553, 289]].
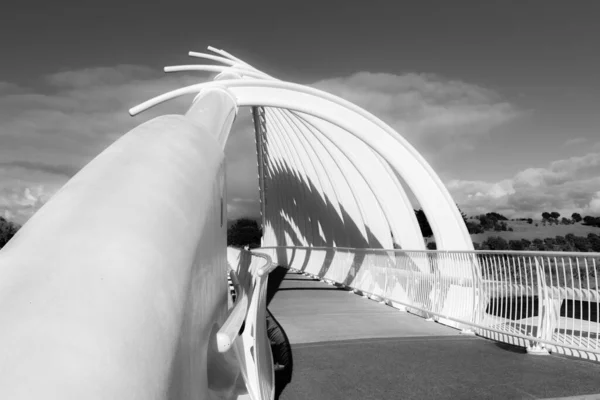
[[469, 220, 600, 243]]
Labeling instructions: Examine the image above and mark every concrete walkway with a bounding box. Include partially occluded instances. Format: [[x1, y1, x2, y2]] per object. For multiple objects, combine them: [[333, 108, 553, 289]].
[[268, 269, 600, 400]]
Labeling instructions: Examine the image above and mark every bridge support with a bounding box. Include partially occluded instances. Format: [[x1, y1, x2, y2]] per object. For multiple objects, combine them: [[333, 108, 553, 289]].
[[0, 88, 243, 399]]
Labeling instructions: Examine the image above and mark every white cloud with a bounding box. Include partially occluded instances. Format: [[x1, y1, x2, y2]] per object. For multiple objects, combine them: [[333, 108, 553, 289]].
[[0, 182, 59, 224], [0, 65, 239, 224], [564, 137, 588, 146], [0, 65, 556, 227], [311, 72, 518, 155], [589, 192, 600, 214], [449, 152, 600, 218]]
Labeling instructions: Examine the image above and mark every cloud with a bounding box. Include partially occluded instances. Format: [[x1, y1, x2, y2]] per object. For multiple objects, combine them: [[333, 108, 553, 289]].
[[589, 192, 600, 214], [564, 137, 588, 146], [0, 161, 79, 178], [448, 152, 600, 218], [0, 66, 521, 225], [0, 66, 223, 224], [0, 183, 59, 224], [311, 72, 519, 155]]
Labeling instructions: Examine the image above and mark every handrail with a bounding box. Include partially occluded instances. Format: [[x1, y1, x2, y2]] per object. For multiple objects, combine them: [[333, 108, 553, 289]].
[[225, 247, 275, 400], [264, 245, 600, 361], [217, 251, 274, 353], [217, 269, 249, 353], [259, 245, 600, 258]]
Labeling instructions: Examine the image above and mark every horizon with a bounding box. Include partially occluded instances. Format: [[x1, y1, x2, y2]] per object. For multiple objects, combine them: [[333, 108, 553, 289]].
[[2, 1, 600, 225]]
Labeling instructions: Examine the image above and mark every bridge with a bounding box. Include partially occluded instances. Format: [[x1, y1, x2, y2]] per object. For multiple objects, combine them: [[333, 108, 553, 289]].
[[0, 47, 598, 399]]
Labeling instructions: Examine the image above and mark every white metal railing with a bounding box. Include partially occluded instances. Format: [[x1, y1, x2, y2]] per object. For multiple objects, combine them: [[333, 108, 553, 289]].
[[261, 246, 600, 360], [225, 247, 277, 400]]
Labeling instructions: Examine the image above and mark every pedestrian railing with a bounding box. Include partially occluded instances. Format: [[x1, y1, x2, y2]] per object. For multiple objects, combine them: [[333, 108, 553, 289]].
[[225, 247, 277, 400], [261, 246, 600, 360]]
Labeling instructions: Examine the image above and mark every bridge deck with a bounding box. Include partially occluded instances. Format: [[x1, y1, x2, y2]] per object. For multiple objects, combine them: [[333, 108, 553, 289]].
[[267, 268, 600, 400]]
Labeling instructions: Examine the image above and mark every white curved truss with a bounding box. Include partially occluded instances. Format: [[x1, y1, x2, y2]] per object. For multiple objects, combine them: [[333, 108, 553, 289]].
[[131, 47, 473, 253]]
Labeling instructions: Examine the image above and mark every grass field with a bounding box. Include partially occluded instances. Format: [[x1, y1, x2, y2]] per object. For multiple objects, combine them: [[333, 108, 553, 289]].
[[469, 220, 600, 243]]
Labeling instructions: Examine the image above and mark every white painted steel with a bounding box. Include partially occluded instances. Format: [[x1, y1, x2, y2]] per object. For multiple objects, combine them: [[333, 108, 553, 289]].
[[0, 96, 239, 398], [191, 47, 421, 251], [284, 110, 423, 250], [264, 246, 600, 361], [226, 248, 276, 400], [131, 48, 472, 251], [165, 65, 270, 80], [266, 108, 373, 247]]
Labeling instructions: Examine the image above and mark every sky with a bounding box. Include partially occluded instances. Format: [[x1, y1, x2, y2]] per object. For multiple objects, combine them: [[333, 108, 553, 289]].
[[1, 0, 600, 224]]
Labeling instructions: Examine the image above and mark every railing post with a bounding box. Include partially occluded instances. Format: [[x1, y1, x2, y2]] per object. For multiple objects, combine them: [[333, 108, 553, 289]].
[[528, 257, 551, 355], [459, 252, 478, 335]]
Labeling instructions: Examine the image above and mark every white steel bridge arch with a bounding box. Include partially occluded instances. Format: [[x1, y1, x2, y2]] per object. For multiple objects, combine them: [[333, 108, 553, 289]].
[[131, 57, 473, 252]]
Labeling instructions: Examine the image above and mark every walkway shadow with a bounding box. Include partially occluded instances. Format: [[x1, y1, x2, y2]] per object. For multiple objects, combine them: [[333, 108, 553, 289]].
[[267, 266, 289, 306], [263, 162, 429, 292], [494, 341, 527, 354], [276, 287, 346, 292], [266, 266, 294, 398], [266, 309, 293, 399], [264, 162, 382, 284]]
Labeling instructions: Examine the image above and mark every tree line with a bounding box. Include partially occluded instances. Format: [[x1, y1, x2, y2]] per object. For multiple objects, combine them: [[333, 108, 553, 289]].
[[475, 233, 600, 252]]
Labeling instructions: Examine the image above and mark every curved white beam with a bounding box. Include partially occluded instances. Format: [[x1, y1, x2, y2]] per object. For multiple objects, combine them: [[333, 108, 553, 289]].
[[264, 110, 312, 246], [235, 91, 471, 250], [130, 80, 471, 250], [269, 108, 371, 247], [207, 46, 253, 68], [258, 116, 303, 246], [269, 109, 351, 247], [286, 111, 422, 250], [188, 51, 239, 66], [276, 109, 390, 248], [266, 110, 326, 246], [165, 65, 270, 80], [273, 108, 363, 247], [174, 59, 421, 249]]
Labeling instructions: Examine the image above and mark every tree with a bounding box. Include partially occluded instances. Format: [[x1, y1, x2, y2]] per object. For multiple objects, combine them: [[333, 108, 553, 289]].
[[227, 218, 262, 248], [532, 238, 545, 251], [414, 209, 433, 238], [555, 235, 567, 246], [572, 213, 582, 223], [466, 221, 484, 234], [561, 217, 570, 225], [572, 236, 591, 252], [486, 212, 508, 221], [509, 240, 524, 251], [527, 218, 533, 224], [583, 216, 600, 227], [0, 216, 20, 249], [544, 237, 556, 250], [550, 212, 560, 222], [541, 212, 551, 221], [588, 233, 600, 252], [483, 236, 508, 250]]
